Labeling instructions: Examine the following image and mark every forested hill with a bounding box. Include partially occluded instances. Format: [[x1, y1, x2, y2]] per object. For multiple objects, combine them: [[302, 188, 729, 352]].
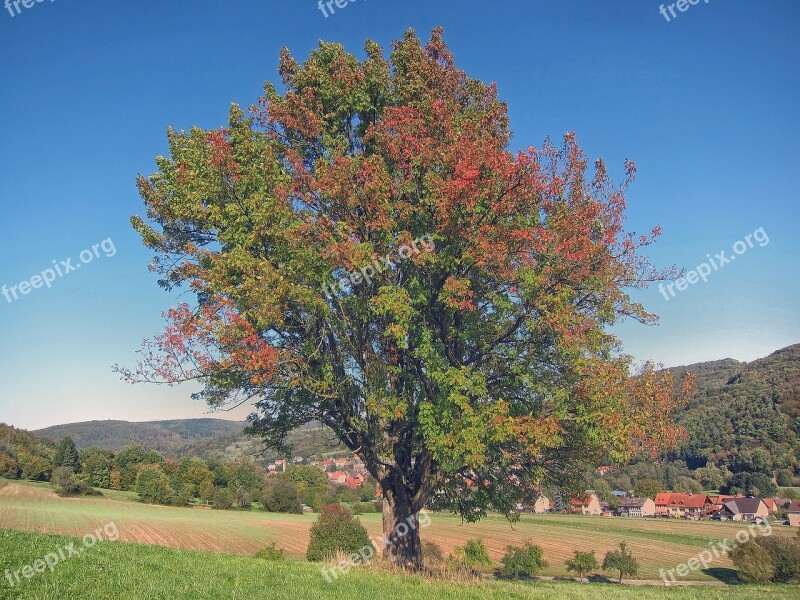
[[670, 343, 800, 477], [35, 419, 247, 455]]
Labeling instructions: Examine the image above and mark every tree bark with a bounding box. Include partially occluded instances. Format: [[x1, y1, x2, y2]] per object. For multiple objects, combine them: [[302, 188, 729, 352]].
[[381, 489, 423, 570]]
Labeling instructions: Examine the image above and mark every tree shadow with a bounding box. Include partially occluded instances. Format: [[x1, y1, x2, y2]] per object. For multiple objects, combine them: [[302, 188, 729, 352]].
[[702, 567, 738, 584], [587, 574, 614, 583]]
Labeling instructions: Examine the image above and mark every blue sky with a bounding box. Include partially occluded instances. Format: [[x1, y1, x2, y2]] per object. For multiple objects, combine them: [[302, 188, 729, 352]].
[[0, 0, 798, 430]]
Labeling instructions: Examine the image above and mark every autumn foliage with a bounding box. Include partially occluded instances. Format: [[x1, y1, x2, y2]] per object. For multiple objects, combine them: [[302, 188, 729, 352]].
[[122, 28, 692, 568]]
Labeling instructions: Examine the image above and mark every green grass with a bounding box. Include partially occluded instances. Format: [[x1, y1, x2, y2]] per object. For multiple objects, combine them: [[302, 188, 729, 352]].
[[1, 529, 798, 600]]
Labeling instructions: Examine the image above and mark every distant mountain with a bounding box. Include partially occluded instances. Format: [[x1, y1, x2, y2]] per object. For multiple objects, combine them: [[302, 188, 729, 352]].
[[34, 418, 344, 463], [669, 344, 800, 473], [35, 419, 247, 455]]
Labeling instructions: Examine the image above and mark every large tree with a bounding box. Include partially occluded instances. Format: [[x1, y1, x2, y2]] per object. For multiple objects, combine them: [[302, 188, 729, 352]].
[[120, 28, 692, 569]]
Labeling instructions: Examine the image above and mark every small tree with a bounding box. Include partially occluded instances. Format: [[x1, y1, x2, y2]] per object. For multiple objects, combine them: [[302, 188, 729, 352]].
[[602, 542, 638, 583], [730, 540, 776, 583], [500, 541, 546, 578], [565, 550, 599, 583], [306, 503, 372, 562]]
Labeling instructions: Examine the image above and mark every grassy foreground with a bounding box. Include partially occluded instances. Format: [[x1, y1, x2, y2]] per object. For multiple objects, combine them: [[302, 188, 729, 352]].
[[1, 530, 798, 600]]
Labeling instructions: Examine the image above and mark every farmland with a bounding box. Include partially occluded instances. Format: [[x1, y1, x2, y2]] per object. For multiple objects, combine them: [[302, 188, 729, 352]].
[[2, 479, 798, 583]]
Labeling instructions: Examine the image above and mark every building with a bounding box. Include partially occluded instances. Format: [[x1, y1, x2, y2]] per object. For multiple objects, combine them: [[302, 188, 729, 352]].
[[532, 495, 550, 513], [618, 497, 656, 517], [719, 498, 769, 521], [569, 493, 602, 516], [345, 473, 365, 487], [654, 493, 712, 518], [327, 471, 347, 484]]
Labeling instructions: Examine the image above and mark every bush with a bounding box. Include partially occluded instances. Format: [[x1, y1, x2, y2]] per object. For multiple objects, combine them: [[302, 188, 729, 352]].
[[254, 543, 286, 561], [306, 503, 372, 562], [351, 502, 377, 514], [136, 465, 175, 505], [452, 539, 493, 570], [731, 540, 776, 582], [756, 536, 800, 583], [500, 541, 546, 578]]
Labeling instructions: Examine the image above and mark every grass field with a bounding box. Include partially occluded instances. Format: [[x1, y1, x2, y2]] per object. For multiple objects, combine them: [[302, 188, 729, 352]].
[[2, 529, 799, 600], [1, 479, 798, 584]]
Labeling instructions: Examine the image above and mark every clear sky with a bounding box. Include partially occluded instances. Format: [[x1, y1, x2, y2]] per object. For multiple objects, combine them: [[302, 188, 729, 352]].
[[1, 0, 798, 430]]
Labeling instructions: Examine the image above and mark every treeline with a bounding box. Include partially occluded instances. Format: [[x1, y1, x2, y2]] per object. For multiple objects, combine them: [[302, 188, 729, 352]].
[[0, 424, 373, 511]]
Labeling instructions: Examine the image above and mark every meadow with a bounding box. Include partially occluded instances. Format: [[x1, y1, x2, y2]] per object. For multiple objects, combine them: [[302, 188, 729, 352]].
[[1, 479, 798, 586]]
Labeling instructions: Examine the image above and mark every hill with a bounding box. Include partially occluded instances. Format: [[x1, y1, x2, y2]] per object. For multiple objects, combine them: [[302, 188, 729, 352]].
[[35, 419, 248, 455], [34, 418, 344, 463], [670, 344, 800, 477]]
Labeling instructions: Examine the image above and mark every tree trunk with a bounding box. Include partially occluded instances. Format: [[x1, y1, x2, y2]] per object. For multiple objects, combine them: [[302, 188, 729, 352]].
[[381, 490, 423, 570]]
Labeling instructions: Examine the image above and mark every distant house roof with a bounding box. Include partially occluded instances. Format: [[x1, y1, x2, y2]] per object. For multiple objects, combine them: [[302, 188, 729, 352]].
[[620, 497, 650, 508], [723, 498, 765, 515], [786, 501, 800, 514], [569, 494, 597, 507], [655, 493, 710, 509], [611, 490, 628, 497]]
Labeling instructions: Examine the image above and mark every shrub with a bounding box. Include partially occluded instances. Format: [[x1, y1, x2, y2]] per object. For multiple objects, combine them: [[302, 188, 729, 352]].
[[731, 540, 776, 582], [565, 550, 599, 583], [255, 543, 286, 561], [453, 539, 493, 570], [352, 502, 377, 514], [602, 542, 638, 583], [756, 536, 800, 583], [500, 541, 546, 578], [306, 503, 372, 562]]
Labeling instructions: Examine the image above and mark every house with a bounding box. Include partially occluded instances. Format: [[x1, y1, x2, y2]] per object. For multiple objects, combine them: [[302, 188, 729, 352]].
[[719, 498, 769, 522], [532, 495, 550, 513], [345, 473, 365, 487], [618, 497, 656, 518], [789, 514, 800, 527], [654, 493, 712, 518], [709, 495, 742, 514], [785, 501, 800, 515], [569, 493, 602, 516], [327, 471, 347, 484], [762, 498, 791, 515], [596, 466, 612, 476]]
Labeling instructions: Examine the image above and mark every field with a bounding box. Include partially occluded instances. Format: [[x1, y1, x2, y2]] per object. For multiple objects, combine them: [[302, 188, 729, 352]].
[[1, 480, 798, 586]]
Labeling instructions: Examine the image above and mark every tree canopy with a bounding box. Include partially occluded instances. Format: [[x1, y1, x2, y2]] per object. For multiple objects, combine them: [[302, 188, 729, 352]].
[[122, 28, 692, 567]]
